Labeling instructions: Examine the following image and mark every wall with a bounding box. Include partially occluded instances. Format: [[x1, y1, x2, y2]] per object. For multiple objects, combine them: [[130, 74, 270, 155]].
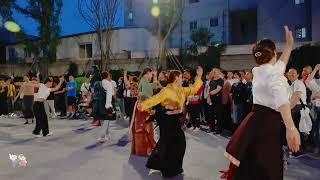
[[229, 8, 257, 45], [312, 0, 320, 42], [257, 0, 311, 42], [0, 58, 158, 77]]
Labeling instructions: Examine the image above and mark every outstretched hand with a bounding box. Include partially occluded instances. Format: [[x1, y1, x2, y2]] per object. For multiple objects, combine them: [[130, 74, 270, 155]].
[[284, 26, 294, 47]]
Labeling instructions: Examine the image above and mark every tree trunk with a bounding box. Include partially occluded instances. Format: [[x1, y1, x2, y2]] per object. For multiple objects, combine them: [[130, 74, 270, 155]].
[[103, 30, 113, 71], [39, 57, 48, 78], [159, 40, 167, 69]]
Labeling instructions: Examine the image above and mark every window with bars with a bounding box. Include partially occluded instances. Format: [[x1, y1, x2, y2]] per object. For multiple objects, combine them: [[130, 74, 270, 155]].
[[210, 18, 218, 27], [79, 43, 92, 59], [189, 0, 199, 4], [295, 0, 304, 5], [295, 26, 306, 40], [190, 21, 197, 31]]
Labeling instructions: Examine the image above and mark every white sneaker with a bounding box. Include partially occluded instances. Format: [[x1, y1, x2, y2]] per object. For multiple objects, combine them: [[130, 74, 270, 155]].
[[193, 127, 200, 132], [148, 169, 161, 176], [45, 132, 53, 137], [33, 134, 42, 138], [98, 135, 110, 143]]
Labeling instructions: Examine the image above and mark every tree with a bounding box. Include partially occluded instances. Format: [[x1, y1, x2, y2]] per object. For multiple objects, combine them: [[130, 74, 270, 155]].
[[2, 0, 63, 77], [180, 27, 225, 73], [150, 0, 185, 69], [187, 27, 213, 56], [78, 0, 120, 71]]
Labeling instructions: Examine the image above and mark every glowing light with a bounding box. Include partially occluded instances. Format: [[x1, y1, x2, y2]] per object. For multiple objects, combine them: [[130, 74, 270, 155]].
[[151, 6, 160, 17], [153, 0, 159, 4], [4, 21, 21, 33]]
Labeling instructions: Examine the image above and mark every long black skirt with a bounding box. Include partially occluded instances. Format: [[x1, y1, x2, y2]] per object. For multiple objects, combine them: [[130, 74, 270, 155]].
[[225, 104, 284, 180], [146, 113, 185, 178], [23, 95, 34, 119]]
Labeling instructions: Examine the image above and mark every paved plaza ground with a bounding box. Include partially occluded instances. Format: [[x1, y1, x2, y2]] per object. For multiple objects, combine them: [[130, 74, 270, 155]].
[[0, 116, 319, 180]]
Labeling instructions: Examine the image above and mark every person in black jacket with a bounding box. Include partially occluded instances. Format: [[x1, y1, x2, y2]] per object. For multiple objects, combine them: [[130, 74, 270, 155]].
[[231, 72, 247, 128]]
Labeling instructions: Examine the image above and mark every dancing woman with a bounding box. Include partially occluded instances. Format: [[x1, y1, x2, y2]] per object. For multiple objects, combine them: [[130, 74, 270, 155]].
[[222, 26, 301, 180], [137, 66, 203, 177], [130, 68, 157, 156], [15, 74, 39, 124]]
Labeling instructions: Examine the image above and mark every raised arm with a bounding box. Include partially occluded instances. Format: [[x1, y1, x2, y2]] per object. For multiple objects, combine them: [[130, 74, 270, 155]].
[[269, 72, 300, 153], [50, 77, 64, 92], [123, 70, 130, 86], [139, 88, 168, 111], [306, 64, 319, 84], [279, 26, 294, 66]]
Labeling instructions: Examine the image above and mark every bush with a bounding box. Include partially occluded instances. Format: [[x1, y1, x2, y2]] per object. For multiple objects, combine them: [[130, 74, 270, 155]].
[[289, 44, 320, 70]]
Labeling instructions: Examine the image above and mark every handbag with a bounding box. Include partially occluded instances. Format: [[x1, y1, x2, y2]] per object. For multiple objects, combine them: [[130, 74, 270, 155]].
[[299, 99, 312, 135], [106, 107, 116, 120]]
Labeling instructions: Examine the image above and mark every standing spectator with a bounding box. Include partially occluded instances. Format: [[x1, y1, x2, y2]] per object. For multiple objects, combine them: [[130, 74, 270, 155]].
[[66, 75, 77, 119], [0, 80, 8, 116], [6, 78, 15, 115], [243, 71, 253, 117], [182, 69, 193, 87], [305, 64, 320, 153], [302, 65, 313, 103], [202, 73, 212, 124], [287, 67, 307, 157], [206, 68, 224, 134], [44, 76, 57, 119], [123, 71, 139, 123], [97, 71, 115, 143], [80, 74, 92, 96], [221, 72, 233, 131], [231, 72, 247, 129], [54, 75, 67, 117], [188, 81, 204, 132], [116, 77, 125, 120]]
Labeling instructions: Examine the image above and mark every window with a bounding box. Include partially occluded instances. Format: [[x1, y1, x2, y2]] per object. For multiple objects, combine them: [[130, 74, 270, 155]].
[[295, 0, 304, 5], [189, 0, 199, 4], [0, 47, 6, 64], [190, 21, 197, 31], [128, 12, 133, 20], [295, 26, 306, 39], [79, 43, 92, 59], [210, 18, 218, 27], [24, 48, 31, 58], [9, 48, 16, 61]]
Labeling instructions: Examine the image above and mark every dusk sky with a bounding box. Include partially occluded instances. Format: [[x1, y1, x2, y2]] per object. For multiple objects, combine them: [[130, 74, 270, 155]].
[[13, 0, 124, 36]]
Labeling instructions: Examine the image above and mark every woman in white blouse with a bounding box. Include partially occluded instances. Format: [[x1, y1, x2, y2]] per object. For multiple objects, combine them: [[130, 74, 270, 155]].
[[222, 26, 300, 180], [98, 71, 114, 143]]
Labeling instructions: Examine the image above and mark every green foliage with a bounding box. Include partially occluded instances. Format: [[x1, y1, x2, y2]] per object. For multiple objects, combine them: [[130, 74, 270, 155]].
[[187, 27, 213, 56], [68, 62, 79, 77], [75, 76, 87, 93], [289, 44, 320, 70], [179, 44, 225, 74], [2, 0, 63, 76]]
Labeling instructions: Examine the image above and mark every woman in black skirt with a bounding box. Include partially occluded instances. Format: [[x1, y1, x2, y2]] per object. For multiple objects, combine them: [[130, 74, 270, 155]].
[[221, 26, 301, 180], [137, 66, 203, 178]]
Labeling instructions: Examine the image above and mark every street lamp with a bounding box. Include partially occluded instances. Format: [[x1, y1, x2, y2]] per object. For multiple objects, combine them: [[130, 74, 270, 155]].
[[151, 6, 160, 17]]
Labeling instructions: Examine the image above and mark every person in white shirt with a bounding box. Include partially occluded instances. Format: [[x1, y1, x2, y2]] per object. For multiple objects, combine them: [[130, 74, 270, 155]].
[[33, 77, 63, 137], [98, 71, 114, 143], [222, 26, 300, 180], [287, 67, 307, 156], [80, 74, 92, 96], [306, 64, 320, 153]]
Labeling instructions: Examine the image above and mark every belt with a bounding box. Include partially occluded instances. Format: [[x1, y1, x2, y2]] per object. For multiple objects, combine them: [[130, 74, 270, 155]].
[[165, 109, 183, 115]]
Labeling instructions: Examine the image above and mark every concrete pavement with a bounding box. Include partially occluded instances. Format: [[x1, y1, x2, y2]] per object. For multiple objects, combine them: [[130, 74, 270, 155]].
[[0, 117, 319, 180]]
